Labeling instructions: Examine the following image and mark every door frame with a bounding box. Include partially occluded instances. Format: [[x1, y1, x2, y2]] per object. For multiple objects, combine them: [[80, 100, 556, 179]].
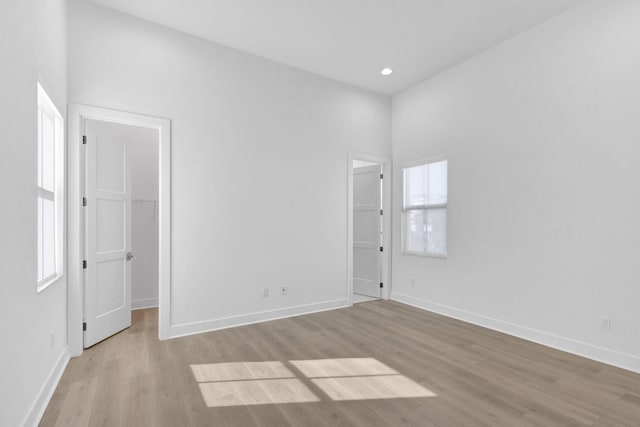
[[347, 152, 392, 303], [67, 104, 171, 356]]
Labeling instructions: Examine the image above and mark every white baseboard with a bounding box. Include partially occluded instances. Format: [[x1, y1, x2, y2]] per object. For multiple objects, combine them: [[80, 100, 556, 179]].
[[132, 297, 158, 310], [22, 346, 70, 427], [170, 298, 350, 339], [391, 292, 640, 374]]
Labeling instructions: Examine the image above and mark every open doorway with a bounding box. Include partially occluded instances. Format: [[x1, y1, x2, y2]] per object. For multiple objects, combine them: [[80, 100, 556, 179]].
[[82, 120, 159, 346], [352, 160, 382, 303], [347, 153, 392, 305], [128, 126, 160, 311], [67, 105, 171, 356]]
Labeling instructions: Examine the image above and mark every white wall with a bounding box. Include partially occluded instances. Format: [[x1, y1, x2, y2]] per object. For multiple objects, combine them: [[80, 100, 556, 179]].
[[127, 126, 160, 309], [68, 0, 391, 336], [0, 0, 68, 426], [392, 0, 640, 372]]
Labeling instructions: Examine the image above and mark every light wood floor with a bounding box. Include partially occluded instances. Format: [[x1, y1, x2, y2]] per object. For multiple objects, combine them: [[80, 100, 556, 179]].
[[41, 301, 640, 426]]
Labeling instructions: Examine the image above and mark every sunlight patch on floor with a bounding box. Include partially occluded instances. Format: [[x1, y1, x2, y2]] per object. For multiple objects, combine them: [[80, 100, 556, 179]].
[[192, 361, 295, 382], [290, 357, 398, 378], [191, 358, 436, 408], [312, 374, 436, 400], [293, 358, 434, 401], [198, 379, 320, 407]]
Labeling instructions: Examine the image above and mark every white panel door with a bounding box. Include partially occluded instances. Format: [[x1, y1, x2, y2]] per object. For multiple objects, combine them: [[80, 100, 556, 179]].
[[84, 119, 132, 347], [353, 164, 381, 298]]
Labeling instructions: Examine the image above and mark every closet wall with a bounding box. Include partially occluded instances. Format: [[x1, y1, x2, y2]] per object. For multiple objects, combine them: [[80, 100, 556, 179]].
[[127, 126, 160, 309]]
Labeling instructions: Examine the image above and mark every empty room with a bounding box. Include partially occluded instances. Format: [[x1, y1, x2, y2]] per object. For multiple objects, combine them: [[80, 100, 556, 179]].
[[2, 0, 640, 426]]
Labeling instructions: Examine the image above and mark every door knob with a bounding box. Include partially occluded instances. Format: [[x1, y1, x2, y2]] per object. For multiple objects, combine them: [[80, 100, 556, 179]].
[[126, 252, 134, 261]]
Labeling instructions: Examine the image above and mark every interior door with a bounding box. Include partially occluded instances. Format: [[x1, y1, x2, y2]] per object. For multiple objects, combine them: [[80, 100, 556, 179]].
[[84, 119, 132, 347], [353, 164, 382, 298]]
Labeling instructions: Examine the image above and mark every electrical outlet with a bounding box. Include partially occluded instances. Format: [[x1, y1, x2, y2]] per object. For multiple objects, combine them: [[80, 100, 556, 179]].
[[601, 316, 611, 330], [262, 288, 269, 298], [281, 286, 288, 295], [50, 332, 56, 348], [410, 278, 415, 287]]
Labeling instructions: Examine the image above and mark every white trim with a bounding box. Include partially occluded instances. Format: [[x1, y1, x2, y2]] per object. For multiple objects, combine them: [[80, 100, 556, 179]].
[[347, 152, 393, 303], [21, 347, 70, 427], [169, 299, 349, 338], [37, 187, 56, 200], [404, 203, 447, 211], [36, 273, 64, 293], [67, 104, 171, 357], [402, 250, 448, 259], [391, 292, 640, 374], [132, 297, 159, 310]]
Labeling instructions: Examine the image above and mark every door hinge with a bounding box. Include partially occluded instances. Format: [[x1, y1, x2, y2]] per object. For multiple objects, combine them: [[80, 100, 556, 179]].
[[83, 322, 87, 331], [82, 135, 87, 145], [82, 260, 87, 269], [380, 246, 383, 252], [380, 283, 383, 288], [82, 197, 87, 207], [380, 173, 384, 179], [380, 209, 383, 215]]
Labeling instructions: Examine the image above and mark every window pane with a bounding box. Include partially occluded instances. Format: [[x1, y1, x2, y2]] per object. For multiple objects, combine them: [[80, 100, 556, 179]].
[[43, 198, 56, 278], [38, 197, 43, 281], [41, 110, 55, 192], [428, 160, 447, 205], [426, 208, 447, 255], [404, 210, 426, 253], [38, 111, 43, 188], [404, 165, 427, 207]]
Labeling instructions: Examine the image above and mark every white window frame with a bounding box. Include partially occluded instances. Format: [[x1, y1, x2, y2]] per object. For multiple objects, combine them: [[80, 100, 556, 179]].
[[401, 156, 448, 258], [37, 83, 65, 291]]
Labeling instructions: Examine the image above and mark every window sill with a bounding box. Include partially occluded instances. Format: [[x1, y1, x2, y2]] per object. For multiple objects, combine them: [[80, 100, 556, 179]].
[[37, 273, 64, 293], [402, 251, 447, 259]]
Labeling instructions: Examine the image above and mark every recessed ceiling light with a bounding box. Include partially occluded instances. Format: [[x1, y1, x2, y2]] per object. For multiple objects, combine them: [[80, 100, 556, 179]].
[[380, 68, 393, 76]]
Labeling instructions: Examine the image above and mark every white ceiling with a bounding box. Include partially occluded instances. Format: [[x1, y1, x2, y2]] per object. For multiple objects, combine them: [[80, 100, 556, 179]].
[[87, 0, 584, 95]]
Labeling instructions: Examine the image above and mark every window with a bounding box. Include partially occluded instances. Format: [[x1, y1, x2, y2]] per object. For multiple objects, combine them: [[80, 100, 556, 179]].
[[402, 159, 447, 256], [37, 83, 64, 290]]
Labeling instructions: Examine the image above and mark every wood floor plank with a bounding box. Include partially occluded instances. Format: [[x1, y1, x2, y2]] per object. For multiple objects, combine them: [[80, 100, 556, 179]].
[[40, 301, 640, 426], [52, 377, 99, 427], [87, 359, 125, 427], [121, 373, 154, 427]]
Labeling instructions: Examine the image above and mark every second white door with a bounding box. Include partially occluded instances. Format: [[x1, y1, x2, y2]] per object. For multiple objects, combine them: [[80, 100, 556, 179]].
[[353, 164, 382, 298]]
